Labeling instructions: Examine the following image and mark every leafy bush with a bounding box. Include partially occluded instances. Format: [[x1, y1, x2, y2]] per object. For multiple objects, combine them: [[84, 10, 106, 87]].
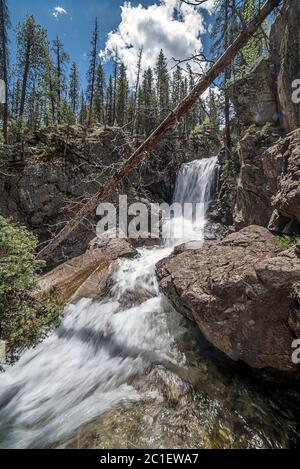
[[275, 235, 300, 251], [0, 216, 61, 363]]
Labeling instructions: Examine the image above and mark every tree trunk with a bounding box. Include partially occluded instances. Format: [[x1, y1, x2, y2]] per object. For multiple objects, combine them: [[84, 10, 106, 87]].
[[38, 0, 281, 260], [19, 39, 31, 119]]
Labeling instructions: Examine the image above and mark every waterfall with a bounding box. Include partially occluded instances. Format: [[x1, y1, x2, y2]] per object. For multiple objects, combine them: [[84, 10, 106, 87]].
[[0, 156, 217, 449]]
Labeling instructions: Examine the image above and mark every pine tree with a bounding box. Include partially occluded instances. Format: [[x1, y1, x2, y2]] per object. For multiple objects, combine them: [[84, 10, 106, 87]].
[[155, 49, 169, 120], [44, 48, 56, 125], [16, 15, 48, 121], [79, 90, 87, 125], [69, 61, 80, 121], [11, 79, 20, 120], [112, 48, 118, 125], [94, 62, 105, 124], [116, 63, 128, 127], [140, 67, 156, 136], [0, 0, 10, 143], [132, 46, 143, 135], [52, 36, 69, 124], [241, 0, 267, 74], [106, 74, 114, 126], [86, 18, 99, 125]]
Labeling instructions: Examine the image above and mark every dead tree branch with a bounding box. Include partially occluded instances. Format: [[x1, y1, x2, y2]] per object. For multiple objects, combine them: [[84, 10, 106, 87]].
[[38, 0, 282, 259]]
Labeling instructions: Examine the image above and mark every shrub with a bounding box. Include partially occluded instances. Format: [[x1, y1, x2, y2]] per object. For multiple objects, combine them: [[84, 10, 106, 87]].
[[275, 235, 300, 251], [0, 216, 61, 364]]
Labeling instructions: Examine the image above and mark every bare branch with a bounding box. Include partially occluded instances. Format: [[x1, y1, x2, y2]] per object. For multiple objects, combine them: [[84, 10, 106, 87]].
[[38, 0, 282, 260]]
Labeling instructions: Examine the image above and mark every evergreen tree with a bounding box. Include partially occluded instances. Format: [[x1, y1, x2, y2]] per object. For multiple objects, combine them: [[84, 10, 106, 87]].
[[132, 46, 143, 135], [69, 61, 80, 121], [79, 90, 88, 125], [155, 49, 169, 120], [116, 63, 128, 127], [241, 0, 267, 74], [112, 48, 118, 125], [0, 0, 10, 143], [52, 36, 69, 124], [10, 79, 20, 120], [86, 18, 99, 125], [140, 67, 156, 136], [105, 74, 114, 126], [16, 15, 48, 121], [94, 62, 105, 124]]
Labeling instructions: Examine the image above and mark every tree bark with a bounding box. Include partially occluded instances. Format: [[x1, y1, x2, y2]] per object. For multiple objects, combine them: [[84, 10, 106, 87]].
[[38, 0, 282, 260], [19, 39, 31, 119]]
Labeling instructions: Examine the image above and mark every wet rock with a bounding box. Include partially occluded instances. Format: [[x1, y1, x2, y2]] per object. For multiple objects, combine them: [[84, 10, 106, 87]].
[[37, 238, 137, 304], [156, 225, 300, 374]]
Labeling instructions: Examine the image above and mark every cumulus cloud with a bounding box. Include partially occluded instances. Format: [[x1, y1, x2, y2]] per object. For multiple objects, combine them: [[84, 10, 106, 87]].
[[52, 6, 68, 19], [101, 0, 211, 87]]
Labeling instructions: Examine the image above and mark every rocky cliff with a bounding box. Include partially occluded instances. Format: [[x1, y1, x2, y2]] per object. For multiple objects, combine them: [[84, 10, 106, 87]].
[[231, 0, 300, 133], [221, 0, 300, 234], [0, 125, 200, 264]]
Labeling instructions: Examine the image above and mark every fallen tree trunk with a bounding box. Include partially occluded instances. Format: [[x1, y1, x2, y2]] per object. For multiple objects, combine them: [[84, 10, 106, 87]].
[[38, 0, 281, 259]]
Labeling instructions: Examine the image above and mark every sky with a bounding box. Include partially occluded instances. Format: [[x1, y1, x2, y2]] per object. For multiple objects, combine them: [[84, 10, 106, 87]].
[[7, 0, 215, 89]]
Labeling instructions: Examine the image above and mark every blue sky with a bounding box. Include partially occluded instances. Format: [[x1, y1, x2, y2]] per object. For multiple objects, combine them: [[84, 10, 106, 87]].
[[7, 0, 214, 90]]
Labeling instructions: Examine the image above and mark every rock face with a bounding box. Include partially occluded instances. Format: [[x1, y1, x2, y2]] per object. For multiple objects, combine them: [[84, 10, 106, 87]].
[[231, 0, 300, 132], [38, 237, 137, 304], [230, 58, 278, 128], [269, 0, 300, 132], [157, 226, 300, 373], [234, 128, 300, 233], [0, 125, 200, 264]]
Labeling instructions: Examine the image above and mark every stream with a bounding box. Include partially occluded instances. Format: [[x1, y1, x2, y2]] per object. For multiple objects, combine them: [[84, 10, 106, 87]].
[[0, 156, 299, 449]]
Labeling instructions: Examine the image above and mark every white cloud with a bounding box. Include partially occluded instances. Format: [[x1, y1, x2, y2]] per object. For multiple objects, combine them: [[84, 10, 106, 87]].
[[52, 6, 68, 19], [101, 0, 211, 87], [200, 0, 216, 14]]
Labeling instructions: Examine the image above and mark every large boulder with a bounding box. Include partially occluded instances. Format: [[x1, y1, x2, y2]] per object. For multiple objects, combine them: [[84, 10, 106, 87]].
[[156, 226, 300, 374], [37, 237, 137, 304]]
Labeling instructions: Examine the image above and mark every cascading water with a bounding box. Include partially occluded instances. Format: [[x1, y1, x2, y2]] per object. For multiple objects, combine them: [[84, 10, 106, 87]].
[[1, 156, 298, 449], [0, 156, 217, 449]]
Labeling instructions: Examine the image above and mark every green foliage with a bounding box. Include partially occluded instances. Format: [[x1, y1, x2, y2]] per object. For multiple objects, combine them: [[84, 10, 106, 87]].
[[275, 235, 300, 251], [239, 0, 268, 77], [8, 118, 28, 145], [116, 63, 129, 127], [218, 159, 239, 200], [0, 216, 61, 363]]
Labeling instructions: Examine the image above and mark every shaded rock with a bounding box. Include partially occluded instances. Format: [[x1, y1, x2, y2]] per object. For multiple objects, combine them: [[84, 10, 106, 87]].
[[234, 126, 283, 229], [0, 125, 199, 264], [267, 130, 300, 225], [230, 0, 300, 133], [156, 226, 300, 374], [230, 58, 278, 128], [38, 238, 136, 304], [269, 0, 300, 132]]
